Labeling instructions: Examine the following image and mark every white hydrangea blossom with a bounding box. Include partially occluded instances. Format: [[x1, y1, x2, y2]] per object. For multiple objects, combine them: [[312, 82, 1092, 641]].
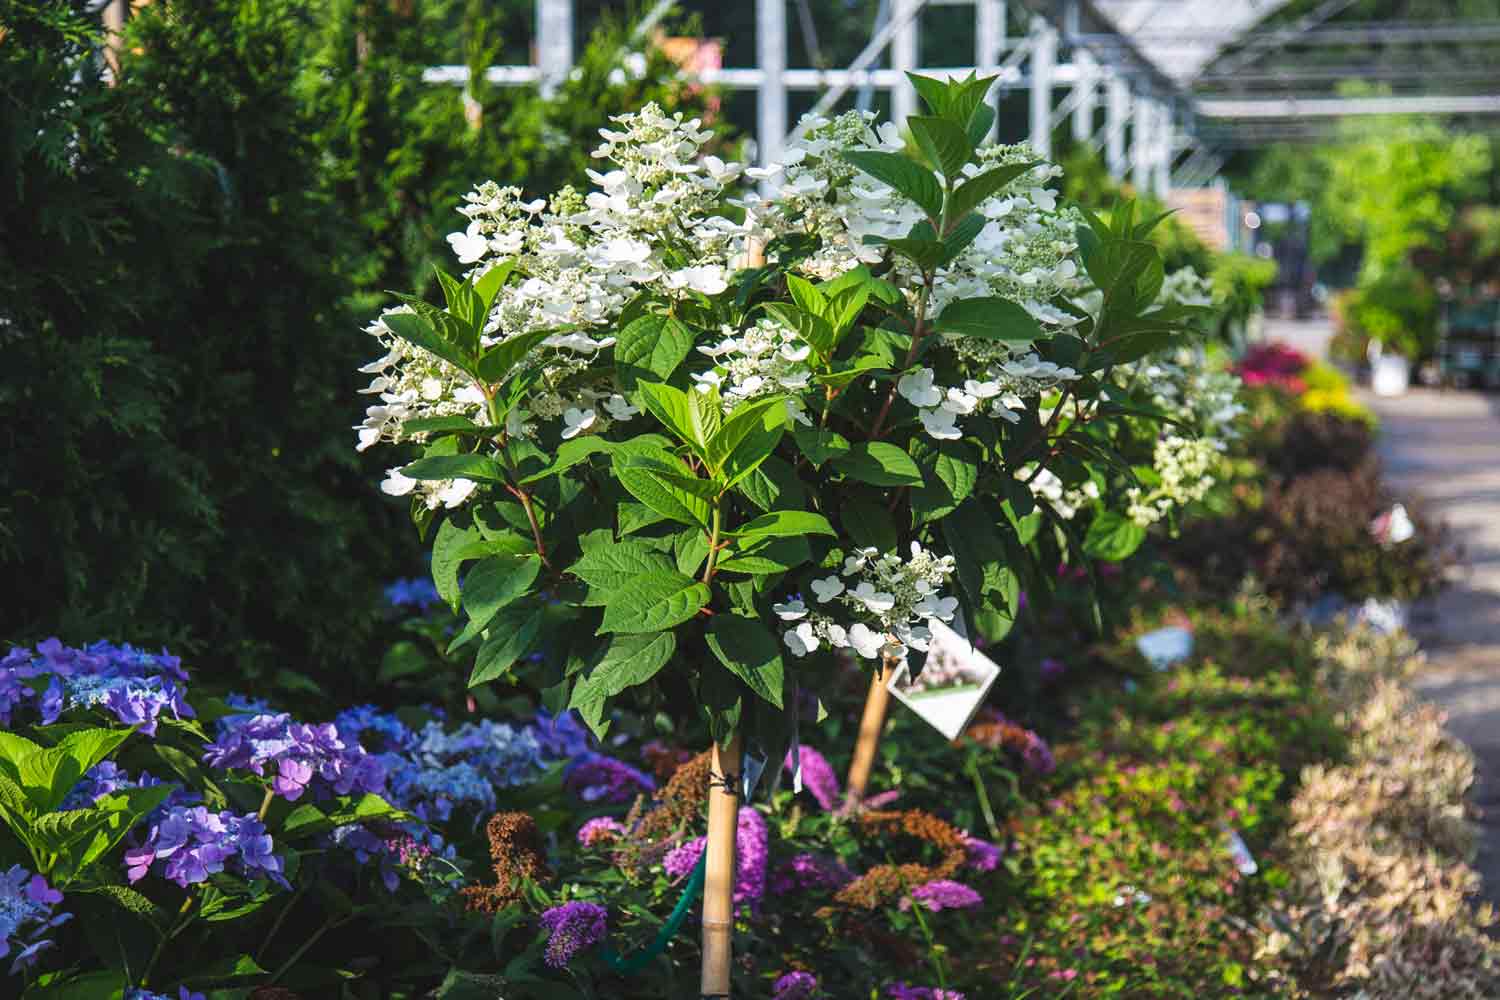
[[1018, 466, 1100, 520], [897, 355, 1081, 440], [693, 317, 815, 423], [1135, 349, 1246, 436], [354, 103, 753, 456], [777, 542, 957, 661], [1125, 434, 1221, 527], [1157, 266, 1213, 308]]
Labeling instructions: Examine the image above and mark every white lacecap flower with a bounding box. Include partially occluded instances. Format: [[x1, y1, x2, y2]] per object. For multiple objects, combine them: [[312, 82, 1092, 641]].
[[603, 394, 639, 422], [846, 622, 884, 659], [561, 408, 597, 440], [919, 408, 962, 440], [810, 576, 844, 603], [783, 622, 820, 657], [773, 599, 808, 621], [447, 221, 489, 264], [851, 581, 896, 614], [898, 368, 943, 408], [381, 467, 416, 497]]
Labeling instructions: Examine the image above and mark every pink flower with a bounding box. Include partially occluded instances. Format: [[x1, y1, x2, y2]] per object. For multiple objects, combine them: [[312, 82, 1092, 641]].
[[783, 746, 840, 811], [900, 879, 983, 912]]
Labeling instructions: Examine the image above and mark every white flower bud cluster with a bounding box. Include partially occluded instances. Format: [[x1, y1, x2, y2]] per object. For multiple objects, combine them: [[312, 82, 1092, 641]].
[[775, 542, 957, 662], [1157, 266, 1214, 308], [1135, 350, 1246, 437], [353, 307, 488, 449], [1126, 434, 1221, 527], [693, 317, 815, 424], [1018, 466, 1100, 520], [896, 354, 1080, 441]]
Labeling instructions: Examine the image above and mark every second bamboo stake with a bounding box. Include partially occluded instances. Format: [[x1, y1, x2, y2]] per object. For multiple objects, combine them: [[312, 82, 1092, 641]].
[[845, 656, 895, 806], [700, 730, 743, 998]]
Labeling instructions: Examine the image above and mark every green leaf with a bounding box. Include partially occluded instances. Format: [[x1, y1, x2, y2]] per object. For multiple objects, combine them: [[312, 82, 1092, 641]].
[[792, 427, 850, 468], [569, 541, 674, 591], [25, 729, 134, 813], [911, 441, 980, 524], [840, 150, 943, 220], [965, 102, 997, 146], [948, 162, 1035, 222], [476, 329, 551, 384], [400, 415, 490, 437], [636, 381, 715, 453], [474, 258, 518, 312], [784, 274, 828, 316], [673, 528, 712, 576], [877, 236, 947, 271], [178, 953, 268, 984], [469, 606, 547, 687], [730, 510, 835, 541], [705, 395, 788, 488], [84, 885, 168, 929], [597, 571, 710, 634], [22, 970, 127, 1000], [817, 357, 888, 390], [827, 284, 871, 335], [612, 451, 711, 529], [907, 73, 953, 116], [615, 314, 694, 389], [737, 456, 806, 512], [401, 453, 507, 484], [762, 302, 837, 360], [705, 615, 785, 708], [932, 297, 1042, 342], [435, 267, 485, 343], [381, 310, 476, 377], [907, 115, 973, 179], [1082, 511, 1147, 561], [460, 554, 542, 633], [569, 632, 676, 730], [717, 535, 813, 575], [520, 436, 612, 484], [941, 212, 987, 262], [840, 497, 898, 553], [833, 442, 924, 487]]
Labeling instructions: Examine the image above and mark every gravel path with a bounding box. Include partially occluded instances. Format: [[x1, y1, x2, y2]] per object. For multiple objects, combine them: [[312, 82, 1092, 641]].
[[1366, 386, 1500, 907]]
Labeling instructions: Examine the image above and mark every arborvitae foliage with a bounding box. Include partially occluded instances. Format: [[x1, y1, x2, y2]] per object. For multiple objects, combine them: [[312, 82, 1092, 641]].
[[0, 0, 413, 700]]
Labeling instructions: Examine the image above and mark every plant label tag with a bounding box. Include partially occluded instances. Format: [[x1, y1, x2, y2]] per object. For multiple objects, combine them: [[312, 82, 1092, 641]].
[[886, 620, 1002, 741], [740, 748, 767, 801], [1136, 626, 1193, 671]]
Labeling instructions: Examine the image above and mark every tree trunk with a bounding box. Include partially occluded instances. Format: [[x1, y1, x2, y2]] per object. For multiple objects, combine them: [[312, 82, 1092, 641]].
[[845, 657, 894, 804], [700, 730, 742, 998]]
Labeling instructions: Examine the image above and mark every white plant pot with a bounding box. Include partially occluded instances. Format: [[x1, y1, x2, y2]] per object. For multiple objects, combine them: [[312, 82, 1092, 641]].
[[1372, 355, 1411, 397]]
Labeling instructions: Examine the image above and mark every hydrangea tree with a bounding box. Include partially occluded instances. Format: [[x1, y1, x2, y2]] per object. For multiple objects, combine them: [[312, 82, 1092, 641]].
[[355, 74, 1203, 993]]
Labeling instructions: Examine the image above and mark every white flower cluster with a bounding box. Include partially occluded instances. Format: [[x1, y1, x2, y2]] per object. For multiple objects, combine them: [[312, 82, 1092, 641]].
[[896, 355, 1080, 440], [693, 317, 814, 423], [1135, 350, 1246, 436], [1018, 466, 1100, 520], [774, 542, 957, 661], [1157, 266, 1214, 308], [355, 103, 753, 454], [1126, 434, 1221, 527]]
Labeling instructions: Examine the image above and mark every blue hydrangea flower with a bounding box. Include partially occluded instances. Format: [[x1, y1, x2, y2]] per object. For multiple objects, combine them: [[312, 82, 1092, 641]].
[[124, 806, 287, 889], [203, 713, 385, 803], [1, 866, 70, 975], [384, 577, 441, 612], [1, 639, 194, 735]]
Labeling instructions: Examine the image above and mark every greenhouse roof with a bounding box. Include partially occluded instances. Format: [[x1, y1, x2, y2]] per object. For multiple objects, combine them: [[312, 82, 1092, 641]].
[[1089, 0, 1297, 84]]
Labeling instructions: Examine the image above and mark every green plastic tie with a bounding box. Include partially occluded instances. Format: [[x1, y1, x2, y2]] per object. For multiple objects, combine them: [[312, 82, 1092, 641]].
[[598, 848, 707, 974]]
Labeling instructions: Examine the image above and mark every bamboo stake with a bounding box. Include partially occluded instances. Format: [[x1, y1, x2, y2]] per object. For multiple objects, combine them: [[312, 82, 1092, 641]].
[[700, 730, 742, 998], [845, 656, 895, 805]]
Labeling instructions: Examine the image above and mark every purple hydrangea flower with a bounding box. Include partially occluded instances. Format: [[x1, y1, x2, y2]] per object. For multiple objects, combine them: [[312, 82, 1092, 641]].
[[532, 708, 593, 760], [333, 705, 415, 753], [773, 970, 819, 1000], [564, 754, 654, 804], [901, 880, 983, 913], [660, 807, 767, 905], [126, 987, 206, 1000], [782, 746, 840, 811], [1, 639, 194, 734], [962, 836, 1002, 872], [769, 853, 853, 894], [538, 901, 608, 968], [384, 577, 441, 612], [1, 866, 70, 974], [577, 817, 625, 846], [124, 806, 287, 889], [203, 713, 385, 803]]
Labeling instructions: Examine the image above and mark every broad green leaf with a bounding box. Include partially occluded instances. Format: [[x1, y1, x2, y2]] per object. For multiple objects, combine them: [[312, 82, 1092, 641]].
[[705, 395, 788, 488], [178, 953, 268, 984], [0, 731, 43, 769], [435, 267, 485, 343], [569, 541, 674, 591], [911, 441, 980, 524], [762, 302, 836, 360], [636, 381, 715, 453], [569, 632, 676, 723], [612, 452, 711, 529], [476, 329, 551, 384], [1082, 511, 1147, 561], [730, 510, 834, 541], [792, 428, 850, 468], [932, 296, 1042, 342], [716, 536, 813, 575], [705, 615, 785, 708], [618, 501, 670, 536], [615, 314, 694, 389], [458, 554, 542, 637], [817, 357, 888, 390], [469, 606, 546, 687], [597, 571, 710, 634], [966, 102, 997, 146], [827, 284, 871, 335], [737, 456, 807, 512], [400, 415, 489, 437], [473, 258, 518, 312], [947, 162, 1035, 222], [907, 72, 953, 116], [22, 970, 127, 999], [907, 115, 973, 179], [381, 310, 476, 377], [876, 236, 948, 272], [84, 885, 167, 929], [401, 453, 507, 484], [673, 528, 712, 576], [840, 150, 943, 220], [841, 497, 898, 553], [784, 274, 828, 317], [833, 442, 925, 487], [941, 212, 987, 262], [21, 729, 134, 813], [520, 436, 611, 484]]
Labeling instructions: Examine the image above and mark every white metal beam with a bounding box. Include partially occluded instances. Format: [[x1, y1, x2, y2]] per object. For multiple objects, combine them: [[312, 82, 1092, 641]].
[[891, 0, 920, 125], [1071, 50, 1097, 143], [1199, 94, 1500, 118], [1028, 19, 1056, 157], [536, 0, 573, 98], [975, 0, 1004, 143], [758, 0, 788, 167], [1106, 74, 1129, 180], [1130, 97, 1152, 192]]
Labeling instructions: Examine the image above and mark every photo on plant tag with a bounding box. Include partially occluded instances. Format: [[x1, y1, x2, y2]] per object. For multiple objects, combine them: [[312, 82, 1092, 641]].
[[886, 620, 1001, 741]]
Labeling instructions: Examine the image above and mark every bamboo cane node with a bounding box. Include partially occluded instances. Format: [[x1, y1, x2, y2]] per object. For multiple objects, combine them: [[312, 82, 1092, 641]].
[[700, 917, 734, 930]]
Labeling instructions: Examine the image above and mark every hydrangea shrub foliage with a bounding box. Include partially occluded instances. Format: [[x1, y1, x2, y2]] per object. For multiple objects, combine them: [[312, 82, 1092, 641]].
[[359, 74, 1205, 749]]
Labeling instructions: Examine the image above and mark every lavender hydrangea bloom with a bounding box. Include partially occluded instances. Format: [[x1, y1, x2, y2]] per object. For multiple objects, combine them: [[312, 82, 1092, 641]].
[[564, 754, 654, 804], [334, 705, 415, 753], [123, 806, 287, 889], [2, 639, 195, 734], [901, 880, 983, 913], [1, 867, 70, 974], [773, 970, 819, 1000], [382, 720, 544, 822], [203, 713, 385, 803], [782, 746, 840, 811], [537, 901, 608, 968], [127, 987, 206, 1000], [532, 708, 593, 759], [384, 577, 441, 611]]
